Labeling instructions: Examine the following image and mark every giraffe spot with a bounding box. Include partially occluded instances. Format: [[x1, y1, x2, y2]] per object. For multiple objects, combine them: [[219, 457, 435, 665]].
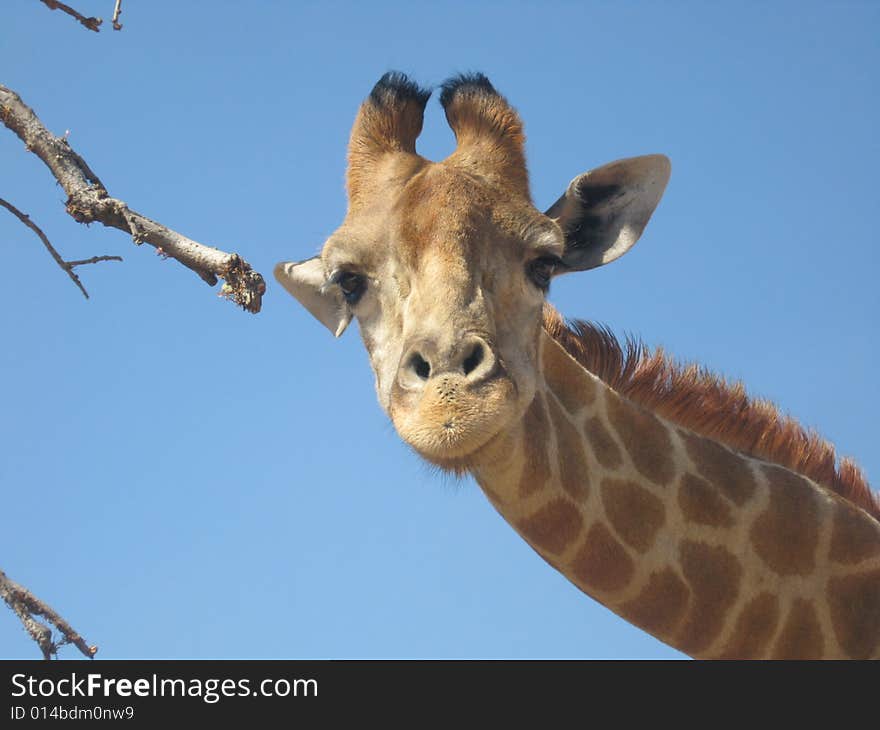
[[542, 339, 596, 415], [619, 568, 689, 639], [717, 593, 780, 659], [547, 394, 591, 501], [681, 430, 756, 506], [771, 598, 824, 659], [827, 569, 880, 659], [750, 464, 820, 577], [584, 416, 623, 470], [479, 483, 505, 508], [829, 501, 880, 565], [606, 394, 675, 486], [570, 523, 635, 594], [600, 478, 665, 553], [677, 540, 742, 656], [516, 498, 583, 556], [677, 473, 734, 528], [518, 393, 552, 498]]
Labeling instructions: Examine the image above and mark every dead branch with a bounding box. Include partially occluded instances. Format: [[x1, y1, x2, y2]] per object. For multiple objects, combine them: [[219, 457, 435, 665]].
[[39, 0, 103, 32], [0, 84, 265, 312], [1, 197, 121, 299], [111, 0, 123, 31], [0, 569, 97, 660], [67, 254, 124, 267]]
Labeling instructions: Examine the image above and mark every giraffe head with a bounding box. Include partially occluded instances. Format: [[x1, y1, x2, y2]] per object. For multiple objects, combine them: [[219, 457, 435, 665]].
[[276, 72, 670, 469]]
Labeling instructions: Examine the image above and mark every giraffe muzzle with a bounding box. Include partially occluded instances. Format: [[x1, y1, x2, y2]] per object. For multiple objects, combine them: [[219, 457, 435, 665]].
[[389, 333, 517, 463]]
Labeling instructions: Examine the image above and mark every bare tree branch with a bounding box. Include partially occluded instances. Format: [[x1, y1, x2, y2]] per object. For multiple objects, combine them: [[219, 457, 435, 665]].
[[111, 0, 123, 31], [39, 0, 103, 32], [0, 84, 265, 312], [1, 197, 121, 299], [0, 569, 97, 660], [67, 254, 124, 267]]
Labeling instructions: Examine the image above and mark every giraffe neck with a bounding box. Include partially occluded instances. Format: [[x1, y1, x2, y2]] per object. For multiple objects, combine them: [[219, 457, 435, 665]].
[[470, 330, 880, 659]]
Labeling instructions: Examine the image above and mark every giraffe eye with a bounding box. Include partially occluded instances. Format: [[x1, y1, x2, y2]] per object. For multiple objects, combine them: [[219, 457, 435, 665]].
[[527, 255, 563, 290], [333, 271, 367, 305]]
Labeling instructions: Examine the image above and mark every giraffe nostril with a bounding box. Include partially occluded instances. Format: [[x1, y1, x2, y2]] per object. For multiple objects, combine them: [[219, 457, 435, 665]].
[[462, 342, 484, 376], [410, 352, 431, 380]]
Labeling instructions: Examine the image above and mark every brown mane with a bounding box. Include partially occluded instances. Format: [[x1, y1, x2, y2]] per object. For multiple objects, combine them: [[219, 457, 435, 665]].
[[543, 307, 880, 522]]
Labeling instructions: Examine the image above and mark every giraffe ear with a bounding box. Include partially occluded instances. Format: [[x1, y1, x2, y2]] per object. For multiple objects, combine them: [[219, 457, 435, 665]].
[[274, 257, 352, 338], [545, 154, 671, 272]]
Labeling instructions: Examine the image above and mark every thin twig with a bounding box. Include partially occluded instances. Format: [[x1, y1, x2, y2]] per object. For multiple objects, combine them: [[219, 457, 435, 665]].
[[111, 0, 123, 31], [0, 197, 121, 299], [0, 569, 97, 660], [38, 0, 103, 32], [0, 84, 265, 312], [67, 254, 124, 267]]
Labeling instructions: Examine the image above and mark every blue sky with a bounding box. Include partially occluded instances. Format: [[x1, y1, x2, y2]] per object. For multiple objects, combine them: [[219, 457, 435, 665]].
[[1, 1, 877, 660]]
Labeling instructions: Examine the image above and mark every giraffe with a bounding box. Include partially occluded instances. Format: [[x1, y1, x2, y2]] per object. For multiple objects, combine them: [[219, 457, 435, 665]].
[[275, 72, 880, 659]]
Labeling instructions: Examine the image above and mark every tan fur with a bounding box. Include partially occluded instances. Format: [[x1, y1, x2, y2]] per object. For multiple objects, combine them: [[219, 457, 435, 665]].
[[542, 306, 880, 522], [443, 86, 530, 199], [347, 92, 428, 213]]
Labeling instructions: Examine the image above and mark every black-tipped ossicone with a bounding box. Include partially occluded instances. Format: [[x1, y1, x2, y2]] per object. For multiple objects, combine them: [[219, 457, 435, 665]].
[[369, 71, 432, 109], [439, 72, 498, 108]]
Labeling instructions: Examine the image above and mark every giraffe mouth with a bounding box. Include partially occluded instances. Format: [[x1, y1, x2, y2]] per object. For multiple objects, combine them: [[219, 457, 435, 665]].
[[390, 372, 518, 466]]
